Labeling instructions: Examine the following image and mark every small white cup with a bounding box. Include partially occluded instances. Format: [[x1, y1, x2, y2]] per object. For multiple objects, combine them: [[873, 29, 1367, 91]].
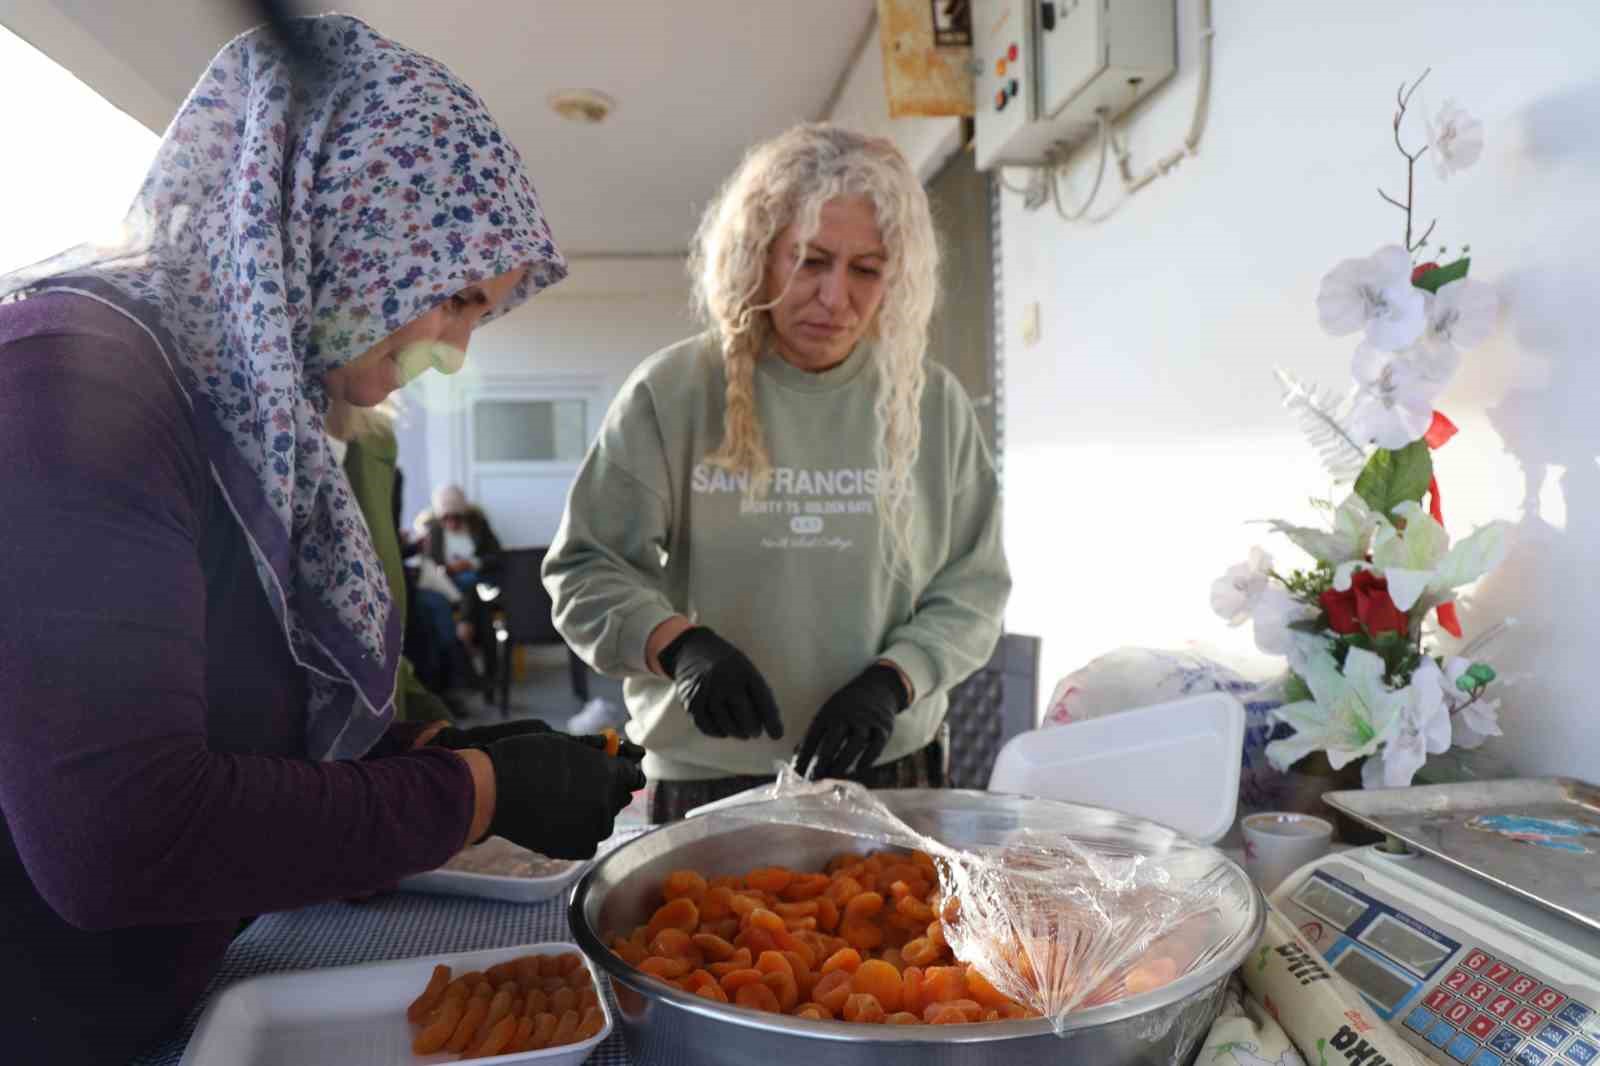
[[1241, 812, 1334, 895]]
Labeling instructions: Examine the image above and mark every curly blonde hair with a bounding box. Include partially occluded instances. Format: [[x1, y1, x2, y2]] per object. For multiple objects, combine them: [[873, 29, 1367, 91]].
[[690, 123, 940, 574]]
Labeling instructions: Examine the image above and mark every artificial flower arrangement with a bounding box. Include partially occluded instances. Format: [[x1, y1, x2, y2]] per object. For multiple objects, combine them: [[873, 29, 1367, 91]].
[[1211, 72, 1514, 789]]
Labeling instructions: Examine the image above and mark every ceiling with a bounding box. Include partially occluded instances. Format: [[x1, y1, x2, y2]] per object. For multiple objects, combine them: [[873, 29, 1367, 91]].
[[18, 0, 877, 255]]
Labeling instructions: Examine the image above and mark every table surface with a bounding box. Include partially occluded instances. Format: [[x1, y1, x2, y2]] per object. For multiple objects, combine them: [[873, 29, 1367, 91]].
[[130, 834, 646, 1066]]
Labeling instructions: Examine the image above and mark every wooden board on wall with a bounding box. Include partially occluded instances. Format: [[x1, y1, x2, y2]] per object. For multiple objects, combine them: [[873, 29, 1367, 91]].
[[877, 0, 975, 118]]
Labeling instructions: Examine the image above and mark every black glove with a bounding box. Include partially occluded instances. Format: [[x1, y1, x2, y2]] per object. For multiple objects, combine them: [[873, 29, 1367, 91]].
[[436, 720, 646, 761], [484, 733, 646, 860], [434, 719, 553, 750], [795, 663, 910, 779], [658, 627, 783, 740]]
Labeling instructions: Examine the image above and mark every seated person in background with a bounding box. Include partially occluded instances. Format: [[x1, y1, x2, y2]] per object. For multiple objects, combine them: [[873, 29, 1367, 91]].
[[413, 484, 505, 695]]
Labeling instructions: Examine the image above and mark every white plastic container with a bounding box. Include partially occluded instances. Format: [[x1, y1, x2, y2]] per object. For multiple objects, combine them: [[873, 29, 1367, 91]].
[[987, 691, 1244, 843], [398, 837, 588, 905], [179, 942, 612, 1066]]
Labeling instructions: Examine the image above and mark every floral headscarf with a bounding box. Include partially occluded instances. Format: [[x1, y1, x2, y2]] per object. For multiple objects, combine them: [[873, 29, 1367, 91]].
[[0, 16, 566, 758]]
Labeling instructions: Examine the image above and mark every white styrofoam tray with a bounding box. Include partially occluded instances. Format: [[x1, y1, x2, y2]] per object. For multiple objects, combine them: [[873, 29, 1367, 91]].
[[178, 942, 612, 1066], [987, 691, 1245, 843], [398, 854, 588, 905]]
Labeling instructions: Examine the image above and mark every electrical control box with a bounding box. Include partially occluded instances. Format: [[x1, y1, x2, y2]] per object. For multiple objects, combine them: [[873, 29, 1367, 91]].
[[973, 0, 1178, 171]]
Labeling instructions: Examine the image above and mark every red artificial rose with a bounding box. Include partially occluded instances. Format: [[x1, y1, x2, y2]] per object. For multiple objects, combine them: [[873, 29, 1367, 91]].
[[1321, 571, 1408, 637], [1320, 586, 1360, 635], [1411, 261, 1440, 284], [1352, 570, 1408, 635]]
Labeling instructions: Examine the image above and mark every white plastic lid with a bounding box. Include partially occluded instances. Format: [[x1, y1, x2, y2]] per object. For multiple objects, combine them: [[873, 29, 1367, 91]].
[[987, 691, 1244, 843]]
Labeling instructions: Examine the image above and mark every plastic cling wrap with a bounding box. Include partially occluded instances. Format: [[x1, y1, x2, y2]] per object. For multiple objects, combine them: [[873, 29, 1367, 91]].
[[698, 767, 1258, 1035]]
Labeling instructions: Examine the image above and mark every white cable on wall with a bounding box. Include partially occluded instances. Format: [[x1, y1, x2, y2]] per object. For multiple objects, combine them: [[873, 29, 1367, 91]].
[[1049, 114, 1112, 222], [995, 0, 1216, 222]]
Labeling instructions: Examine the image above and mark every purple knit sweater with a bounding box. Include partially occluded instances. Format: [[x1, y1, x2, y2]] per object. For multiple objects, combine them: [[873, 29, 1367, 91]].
[[0, 293, 474, 1063]]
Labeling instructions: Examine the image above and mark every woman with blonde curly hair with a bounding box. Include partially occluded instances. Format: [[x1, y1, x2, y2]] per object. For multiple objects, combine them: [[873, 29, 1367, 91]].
[[545, 123, 1010, 821]]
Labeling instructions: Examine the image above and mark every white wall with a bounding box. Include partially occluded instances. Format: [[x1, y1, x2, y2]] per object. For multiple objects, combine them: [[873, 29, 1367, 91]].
[[396, 256, 698, 541], [998, 0, 1600, 778]]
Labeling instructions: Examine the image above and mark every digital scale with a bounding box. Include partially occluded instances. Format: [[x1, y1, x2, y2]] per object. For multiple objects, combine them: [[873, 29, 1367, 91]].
[[1272, 779, 1600, 1066]]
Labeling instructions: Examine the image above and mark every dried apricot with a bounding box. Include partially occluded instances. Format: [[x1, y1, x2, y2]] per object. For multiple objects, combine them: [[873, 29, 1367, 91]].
[[850, 959, 903, 1013], [780, 873, 831, 901], [691, 933, 737, 962], [843, 992, 886, 1024], [649, 928, 697, 960], [663, 869, 709, 906], [746, 867, 796, 894], [638, 956, 693, 981], [735, 982, 782, 1013], [813, 969, 854, 1013], [645, 898, 700, 941], [819, 947, 862, 975]]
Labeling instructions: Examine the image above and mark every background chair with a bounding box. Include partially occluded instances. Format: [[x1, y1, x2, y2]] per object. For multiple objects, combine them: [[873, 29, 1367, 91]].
[[941, 632, 1041, 790], [488, 547, 591, 717]]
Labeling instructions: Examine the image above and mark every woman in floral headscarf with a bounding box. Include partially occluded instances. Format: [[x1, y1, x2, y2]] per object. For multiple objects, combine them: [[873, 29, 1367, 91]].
[[0, 17, 643, 1062]]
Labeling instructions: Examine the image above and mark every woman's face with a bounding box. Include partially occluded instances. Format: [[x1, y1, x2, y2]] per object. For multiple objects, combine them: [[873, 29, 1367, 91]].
[[761, 195, 888, 372], [324, 267, 526, 408]]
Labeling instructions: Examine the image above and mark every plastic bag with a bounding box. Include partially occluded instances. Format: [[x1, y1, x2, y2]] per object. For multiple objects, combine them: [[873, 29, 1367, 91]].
[[701, 764, 1246, 1036]]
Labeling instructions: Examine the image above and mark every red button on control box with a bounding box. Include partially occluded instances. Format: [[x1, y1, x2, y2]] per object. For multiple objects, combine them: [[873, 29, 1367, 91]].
[[1508, 974, 1539, 999], [1466, 981, 1493, 1003], [1445, 1001, 1475, 1025], [1008, 43, 1019, 62], [1464, 950, 1492, 972], [1486, 962, 1515, 985], [1467, 1014, 1498, 1040], [1487, 994, 1516, 1019], [1425, 989, 1454, 1012], [1445, 969, 1473, 991], [1512, 1008, 1543, 1033]]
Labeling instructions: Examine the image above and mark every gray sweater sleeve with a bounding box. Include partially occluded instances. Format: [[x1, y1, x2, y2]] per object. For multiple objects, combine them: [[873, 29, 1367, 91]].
[[879, 388, 1011, 702], [542, 380, 680, 678]]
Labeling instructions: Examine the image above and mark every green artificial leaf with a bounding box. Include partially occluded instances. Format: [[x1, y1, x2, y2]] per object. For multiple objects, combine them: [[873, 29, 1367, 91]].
[[1414, 256, 1471, 293], [1282, 673, 1312, 704], [1355, 443, 1434, 518]]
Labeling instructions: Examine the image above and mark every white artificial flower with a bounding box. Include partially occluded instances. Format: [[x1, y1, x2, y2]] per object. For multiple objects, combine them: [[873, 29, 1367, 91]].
[[1370, 501, 1512, 612], [1317, 246, 1427, 352], [1347, 340, 1455, 449], [1251, 585, 1317, 657], [1211, 547, 1274, 626], [1441, 657, 1503, 750], [1362, 658, 1452, 788], [1426, 100, 1485, 181], [1421, 278, 1499, 358], [1266, 645, 1406, 773], [1266, 494, 1379, 567]]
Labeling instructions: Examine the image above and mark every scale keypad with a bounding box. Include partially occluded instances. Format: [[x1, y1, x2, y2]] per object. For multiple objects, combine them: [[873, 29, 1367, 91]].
[[1404, 943, 1600, 1066]]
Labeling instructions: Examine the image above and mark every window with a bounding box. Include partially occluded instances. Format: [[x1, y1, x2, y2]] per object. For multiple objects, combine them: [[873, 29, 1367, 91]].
[[473, 399, 588, 463], [0, 26, 157, 275]]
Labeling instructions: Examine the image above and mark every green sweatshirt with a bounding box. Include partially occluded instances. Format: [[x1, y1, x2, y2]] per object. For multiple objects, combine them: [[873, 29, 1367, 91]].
[[544, 333, 1010, 781]]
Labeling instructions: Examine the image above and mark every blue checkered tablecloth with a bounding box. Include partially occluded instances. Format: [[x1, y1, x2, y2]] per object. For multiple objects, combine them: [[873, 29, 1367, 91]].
[[129, 832, 649, 1066]]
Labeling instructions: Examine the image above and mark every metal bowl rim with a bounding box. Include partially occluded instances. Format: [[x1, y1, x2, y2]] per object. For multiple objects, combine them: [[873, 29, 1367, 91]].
[[568, 791, 1264, 1040]]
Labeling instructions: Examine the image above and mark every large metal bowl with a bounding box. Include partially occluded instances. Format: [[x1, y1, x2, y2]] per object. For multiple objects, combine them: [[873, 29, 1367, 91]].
[[569, 790, 1263, 1066]]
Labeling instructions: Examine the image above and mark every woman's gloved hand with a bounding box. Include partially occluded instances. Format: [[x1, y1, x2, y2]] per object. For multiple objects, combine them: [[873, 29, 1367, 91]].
[[658, 627, 783, 741], [433, 719, 553, 750], [484, 733, 646, 859], [434, 719, 645, 761], [795, 663, 910, 779]]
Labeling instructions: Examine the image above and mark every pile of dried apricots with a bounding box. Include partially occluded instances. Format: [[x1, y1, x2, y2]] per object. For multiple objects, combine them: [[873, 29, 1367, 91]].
[[608, 848, 1043, 1025]]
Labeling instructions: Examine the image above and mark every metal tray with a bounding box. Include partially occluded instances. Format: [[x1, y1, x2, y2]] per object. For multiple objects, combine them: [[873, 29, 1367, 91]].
[[569, 789, 1264, 1066], [1324, 777, 1600, 933]]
